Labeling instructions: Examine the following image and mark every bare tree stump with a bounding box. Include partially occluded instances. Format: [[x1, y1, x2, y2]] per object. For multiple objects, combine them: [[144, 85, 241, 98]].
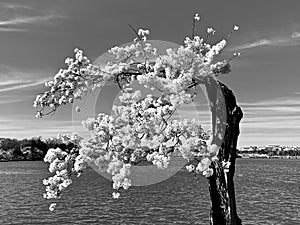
[[204, 77, 243, 225]]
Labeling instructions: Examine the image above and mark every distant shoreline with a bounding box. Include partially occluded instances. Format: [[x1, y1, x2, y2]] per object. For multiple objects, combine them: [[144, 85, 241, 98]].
[[0, 155, 300, 162], [237, 155, 300, 159], [0, 159, 43, 162]]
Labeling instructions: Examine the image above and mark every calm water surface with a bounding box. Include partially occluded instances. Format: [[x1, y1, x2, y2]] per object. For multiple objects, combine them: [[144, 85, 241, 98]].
[[0, 159, 299, 225]]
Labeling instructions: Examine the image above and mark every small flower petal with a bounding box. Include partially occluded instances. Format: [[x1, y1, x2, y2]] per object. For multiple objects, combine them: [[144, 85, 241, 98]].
[[49, 203, 56, 211]]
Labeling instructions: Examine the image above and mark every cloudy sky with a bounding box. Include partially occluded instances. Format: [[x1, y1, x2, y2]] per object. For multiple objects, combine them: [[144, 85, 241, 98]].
[[0, 0, 299, 147]]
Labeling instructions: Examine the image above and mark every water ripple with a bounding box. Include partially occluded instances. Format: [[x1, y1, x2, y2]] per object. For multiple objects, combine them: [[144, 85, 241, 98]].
[[0, 160, 299, 224]]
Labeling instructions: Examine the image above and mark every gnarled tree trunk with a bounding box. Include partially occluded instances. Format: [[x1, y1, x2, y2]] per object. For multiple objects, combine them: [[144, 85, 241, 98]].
[[205, 77, 243, 225]]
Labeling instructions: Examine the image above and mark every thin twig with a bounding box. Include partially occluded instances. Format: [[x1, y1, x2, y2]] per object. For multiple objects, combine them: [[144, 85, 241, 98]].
[[192, 19, 196, 38], [128, 24, 147, 61]]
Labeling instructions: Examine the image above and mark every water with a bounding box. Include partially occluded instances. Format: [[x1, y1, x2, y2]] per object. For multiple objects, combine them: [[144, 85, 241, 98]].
[[0, 159, 299, 225]]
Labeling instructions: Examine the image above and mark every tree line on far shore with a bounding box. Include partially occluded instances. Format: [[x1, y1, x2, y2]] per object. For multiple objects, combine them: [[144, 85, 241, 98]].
[[0, 137, 76, 161], [238, 146, 300, 157]]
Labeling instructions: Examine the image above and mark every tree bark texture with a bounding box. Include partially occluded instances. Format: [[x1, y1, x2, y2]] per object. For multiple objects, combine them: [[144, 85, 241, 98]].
[[204, 77, 243, 225]]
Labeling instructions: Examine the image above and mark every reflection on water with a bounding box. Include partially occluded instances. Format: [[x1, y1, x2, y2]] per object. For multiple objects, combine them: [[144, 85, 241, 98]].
[[0, 159, 299, 225]]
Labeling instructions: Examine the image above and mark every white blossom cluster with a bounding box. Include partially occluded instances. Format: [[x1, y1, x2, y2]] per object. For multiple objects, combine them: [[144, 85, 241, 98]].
[[194, 13, 200, 21], [210, 60, 231, 75], [185, 144, 219, 177], [146, 151, 171, 169], [36, 14, 240, 210], [33, 49, 115, 118], [42, 134, 83, 211]]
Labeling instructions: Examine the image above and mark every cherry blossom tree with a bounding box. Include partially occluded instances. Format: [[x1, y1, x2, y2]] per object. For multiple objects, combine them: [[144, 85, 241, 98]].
[[35, 14, 243, 225]]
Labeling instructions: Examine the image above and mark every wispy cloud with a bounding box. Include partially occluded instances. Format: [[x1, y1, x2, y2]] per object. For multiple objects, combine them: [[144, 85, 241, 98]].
[[0, 3, 33, 10], [0, 117, 74, 139], [0, 64, 51, 92], [232, 32, 300, 51], [0, 27, 25, 32], [0, 2, 70, 32], [240, 96, 300, 107], [0, 95, 32, 104], [240, 97, 300, 117], [291, 32, 300, 38], [0, 78, 49, 93], [238, 96, 300, 146], [0, 13, 63, 26], [234, 39, 274, 50]]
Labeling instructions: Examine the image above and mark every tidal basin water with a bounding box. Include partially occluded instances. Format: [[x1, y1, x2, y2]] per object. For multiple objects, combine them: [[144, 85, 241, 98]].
[[0, 159, 299, 225]]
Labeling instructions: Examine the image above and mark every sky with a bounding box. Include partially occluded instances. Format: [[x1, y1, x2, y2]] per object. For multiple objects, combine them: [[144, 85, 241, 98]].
[[0, 0, 299, 147]]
